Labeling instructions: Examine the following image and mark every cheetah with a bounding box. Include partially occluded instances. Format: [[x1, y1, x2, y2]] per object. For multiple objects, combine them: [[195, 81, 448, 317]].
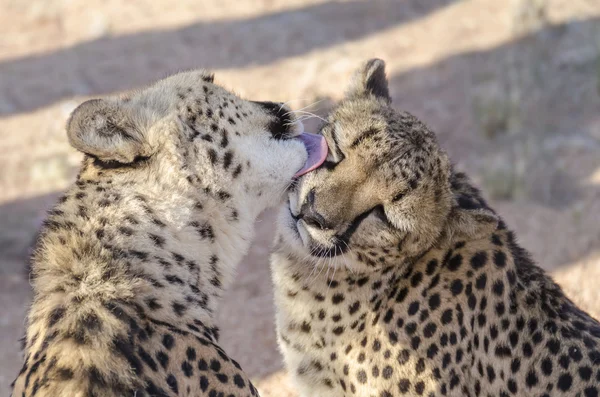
[[271, 59, 600, 397], [11, 69, 324, 397]]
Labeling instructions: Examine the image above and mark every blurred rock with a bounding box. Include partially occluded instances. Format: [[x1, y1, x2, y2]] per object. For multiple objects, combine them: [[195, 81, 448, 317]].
[[86, 13, 110, 39], [480, 150, 526, 200], [471, 81, 511, 139]]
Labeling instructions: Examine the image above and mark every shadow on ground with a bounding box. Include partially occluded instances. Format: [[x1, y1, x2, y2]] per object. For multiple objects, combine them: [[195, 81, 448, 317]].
[[0, 0, 457, 115], [388, 18, 600, 210]]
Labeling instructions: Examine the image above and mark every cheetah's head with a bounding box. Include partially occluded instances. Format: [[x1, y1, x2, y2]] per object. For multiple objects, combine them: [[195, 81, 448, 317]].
[[278, 59, 498, 272], [66, 70, 309, 217]]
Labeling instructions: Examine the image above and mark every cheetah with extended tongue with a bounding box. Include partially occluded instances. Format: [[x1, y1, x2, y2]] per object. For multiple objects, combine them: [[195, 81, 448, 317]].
[[11, 70, 327, 397], [271, 59, 600, 397]]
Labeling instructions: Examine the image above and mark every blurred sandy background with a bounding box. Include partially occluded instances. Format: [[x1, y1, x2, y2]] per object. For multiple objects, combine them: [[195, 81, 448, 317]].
[[1, 0, 600, 395]]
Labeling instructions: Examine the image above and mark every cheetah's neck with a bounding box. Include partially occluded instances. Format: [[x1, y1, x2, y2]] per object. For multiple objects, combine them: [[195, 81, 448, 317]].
[[31, 176, 259, 334]]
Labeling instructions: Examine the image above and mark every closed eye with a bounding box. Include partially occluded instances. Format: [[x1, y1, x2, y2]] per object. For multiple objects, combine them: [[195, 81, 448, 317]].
[[322, 125, 345, 168], [350, 127, 380, 148], [392, 190, 407, 202]]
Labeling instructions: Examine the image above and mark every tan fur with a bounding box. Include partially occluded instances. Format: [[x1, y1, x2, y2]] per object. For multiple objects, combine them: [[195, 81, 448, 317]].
[[271, 59, 600, 397], [12, 70, 307, 397]]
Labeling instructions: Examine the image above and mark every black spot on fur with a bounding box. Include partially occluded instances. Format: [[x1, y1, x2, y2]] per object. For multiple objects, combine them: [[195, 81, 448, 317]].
[[475, 273, 487, 290], [190, 221, 215, 241], [113, 337, 143, 375], [166, 374, 179, 394], [56, 367, 74, 381], [162, 334, 175, 350], [216, 373, 229, 383], [172, 302, 187, 316], [149, 233, 165, 248], [182, 361, 194, 377], [494, 250, 507, 268], [145, 380, 169, 397], [138, 347, 158, 371], [217, 191, 231, 201], [207, 148, 218, 165], [332, 294, 345, 304], [223, 151, 233, 170], [48, 307, 66, 327], [129, 250, 148, 261], [233, 374, 246, 388], [80, 311, 103, 333], [447, 254, 463, 271], [210, 359, 221, 372], [450, 279, 464, 295]]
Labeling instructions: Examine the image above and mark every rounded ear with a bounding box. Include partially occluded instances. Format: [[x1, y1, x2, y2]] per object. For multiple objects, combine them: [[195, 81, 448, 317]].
[[66, 99, 151, 163], [201, 71, 214, 83], [446, 206, 499, 240], [346, 58, 391, 103], [442, 170, 499, 240]]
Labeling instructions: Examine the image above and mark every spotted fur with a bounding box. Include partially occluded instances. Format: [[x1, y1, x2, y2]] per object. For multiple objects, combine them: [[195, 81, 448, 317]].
[[271, 59, 600, 397], [12, 69, 308, 397]]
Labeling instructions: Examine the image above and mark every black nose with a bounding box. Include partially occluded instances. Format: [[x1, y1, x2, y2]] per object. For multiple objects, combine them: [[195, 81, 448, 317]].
[[251, 101, 294, 140], [299, 189, 331, 230]]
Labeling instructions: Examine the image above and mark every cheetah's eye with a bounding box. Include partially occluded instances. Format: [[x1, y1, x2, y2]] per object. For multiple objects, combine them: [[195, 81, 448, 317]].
[[321, 125, 345, 170], [392, 190, 407, 203]]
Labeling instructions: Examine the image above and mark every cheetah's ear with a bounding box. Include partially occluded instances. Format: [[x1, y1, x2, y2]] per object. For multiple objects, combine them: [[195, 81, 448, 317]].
[[346, 58, 391, 103], [66, 99, 152, 164], [446, 198, 499, 241]]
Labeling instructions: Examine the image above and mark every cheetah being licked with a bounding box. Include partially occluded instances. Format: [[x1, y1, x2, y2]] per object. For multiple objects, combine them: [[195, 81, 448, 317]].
[[12, 70, 327, 397], [271, 59, 600, 397]]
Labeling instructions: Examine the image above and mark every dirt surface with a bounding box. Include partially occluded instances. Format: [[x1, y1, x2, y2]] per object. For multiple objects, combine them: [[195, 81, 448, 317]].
[[1, 0, 599, 395]]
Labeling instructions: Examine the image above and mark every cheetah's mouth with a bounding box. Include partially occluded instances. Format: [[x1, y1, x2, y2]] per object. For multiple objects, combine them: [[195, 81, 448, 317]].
[[293, 133, 328, 178], [287, 201, 387, 258], [287, 206, 376, 258]]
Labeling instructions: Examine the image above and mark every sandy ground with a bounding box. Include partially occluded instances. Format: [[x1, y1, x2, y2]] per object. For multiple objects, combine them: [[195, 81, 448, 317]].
[[1, 0, 600, 395]]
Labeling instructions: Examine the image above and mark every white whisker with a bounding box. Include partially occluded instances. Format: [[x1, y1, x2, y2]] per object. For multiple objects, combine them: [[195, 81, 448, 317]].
[[276, 179, 296, 199], [283, 114, 316, 127], [313, 252, 328, 282], [282, 99, 328, 117], [340, 240, 357, 275], [327, 247, 338, 293], [278, 98, 314, 112], [288, 110, 328, 123]]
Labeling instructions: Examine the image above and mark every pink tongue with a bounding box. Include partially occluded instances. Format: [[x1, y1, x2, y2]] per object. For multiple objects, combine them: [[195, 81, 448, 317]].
[[294, 133, 329, 177]]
